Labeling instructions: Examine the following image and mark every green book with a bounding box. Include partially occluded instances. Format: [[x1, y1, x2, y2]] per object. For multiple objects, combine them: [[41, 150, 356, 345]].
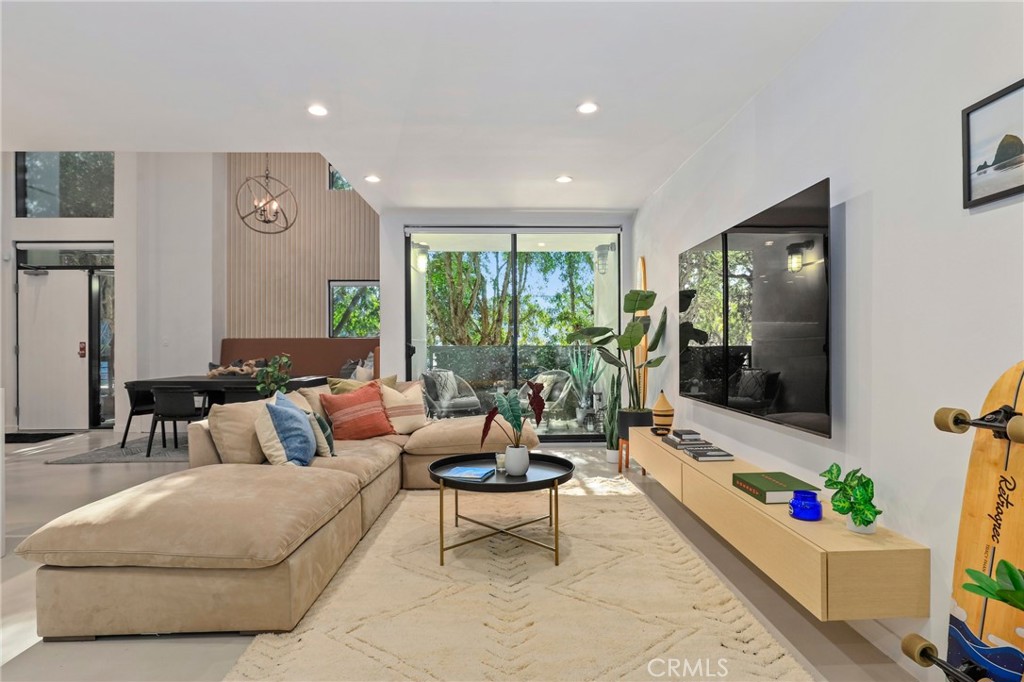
[[732, 472, 820, 504]]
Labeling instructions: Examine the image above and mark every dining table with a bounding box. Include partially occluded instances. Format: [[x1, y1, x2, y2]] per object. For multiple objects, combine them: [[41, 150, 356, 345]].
[[120, 375, 327, 447]]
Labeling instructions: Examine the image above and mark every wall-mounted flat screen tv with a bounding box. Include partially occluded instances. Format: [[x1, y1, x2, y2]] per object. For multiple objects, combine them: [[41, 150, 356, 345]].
[[678, 179, 831, 438]]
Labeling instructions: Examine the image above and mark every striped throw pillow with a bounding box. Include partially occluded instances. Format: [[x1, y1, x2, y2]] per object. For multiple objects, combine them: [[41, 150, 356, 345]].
[[381, 382, 429, 435], [320, 382, 395, 441]]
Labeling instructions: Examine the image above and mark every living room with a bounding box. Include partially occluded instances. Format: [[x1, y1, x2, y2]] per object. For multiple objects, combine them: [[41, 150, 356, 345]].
[[2, 2, 1023, 681]]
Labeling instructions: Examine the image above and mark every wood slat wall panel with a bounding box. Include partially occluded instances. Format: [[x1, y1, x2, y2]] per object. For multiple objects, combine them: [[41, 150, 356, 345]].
[[226, 152, 379, 337]]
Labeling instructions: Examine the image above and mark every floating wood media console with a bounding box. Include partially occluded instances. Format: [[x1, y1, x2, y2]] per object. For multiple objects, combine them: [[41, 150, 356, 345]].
[[629, 428, 930, 621]]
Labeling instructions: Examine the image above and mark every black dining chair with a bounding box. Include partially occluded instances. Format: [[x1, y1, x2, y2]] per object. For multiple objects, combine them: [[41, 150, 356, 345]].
[[121, 387, 156, 448], [147, 386, 207, 457]]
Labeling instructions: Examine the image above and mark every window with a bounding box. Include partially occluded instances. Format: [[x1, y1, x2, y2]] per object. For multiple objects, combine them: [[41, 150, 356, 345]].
[[15, 152, 115, 218], [328, 163, 352, 191], [329, 281, 380, 338]]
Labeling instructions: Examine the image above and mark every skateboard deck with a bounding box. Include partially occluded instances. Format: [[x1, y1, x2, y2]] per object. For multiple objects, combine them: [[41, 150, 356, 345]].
[[936, 361, 1024, 681]]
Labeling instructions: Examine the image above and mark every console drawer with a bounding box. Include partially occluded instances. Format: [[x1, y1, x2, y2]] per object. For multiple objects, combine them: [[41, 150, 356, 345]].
[[631, 437, 683, 499]]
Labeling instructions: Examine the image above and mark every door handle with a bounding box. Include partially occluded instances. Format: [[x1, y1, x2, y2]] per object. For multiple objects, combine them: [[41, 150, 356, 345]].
[[79, 342, 87, 358]]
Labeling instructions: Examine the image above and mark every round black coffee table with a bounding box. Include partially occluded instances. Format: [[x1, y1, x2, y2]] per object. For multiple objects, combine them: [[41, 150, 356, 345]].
[[429, 453, 574, 566]]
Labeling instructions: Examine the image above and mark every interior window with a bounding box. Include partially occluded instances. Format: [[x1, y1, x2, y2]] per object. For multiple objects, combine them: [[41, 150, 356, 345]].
[[15, 152, 115, 218], [329, 281, 380, 338]]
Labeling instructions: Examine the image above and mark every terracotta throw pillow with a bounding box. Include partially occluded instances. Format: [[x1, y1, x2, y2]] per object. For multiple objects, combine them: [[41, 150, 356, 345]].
[[320, 382, 395, 441]]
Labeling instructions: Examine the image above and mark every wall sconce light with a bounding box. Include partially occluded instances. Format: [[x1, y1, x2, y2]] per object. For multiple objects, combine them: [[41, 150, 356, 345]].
[[786, 240, 814, 273], [594, 242, 617, 275], [413, 243, 429, 273]]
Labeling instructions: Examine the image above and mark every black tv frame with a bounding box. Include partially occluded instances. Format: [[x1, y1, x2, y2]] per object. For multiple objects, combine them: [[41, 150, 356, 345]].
[[678, 178, 831, 439]]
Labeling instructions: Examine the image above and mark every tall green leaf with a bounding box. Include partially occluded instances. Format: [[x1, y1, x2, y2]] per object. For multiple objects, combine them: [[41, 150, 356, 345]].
[[595, 345, 625, 368], [623, 289, 656, 314], [618, 321, 646, 350], [647, 308, 668, 352]]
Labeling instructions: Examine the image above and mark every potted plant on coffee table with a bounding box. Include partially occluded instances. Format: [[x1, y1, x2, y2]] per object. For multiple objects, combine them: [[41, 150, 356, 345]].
[[570, 289, 667, 443], [820, 463, 883, 534], [481, 382, 546, 476]]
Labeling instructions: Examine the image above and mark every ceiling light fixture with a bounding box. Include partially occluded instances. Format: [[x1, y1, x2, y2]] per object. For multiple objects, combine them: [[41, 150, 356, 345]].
[[538, 242, 546, 247], [576, 102, 599, 114], [364, 175, 381, 183], [307, 104, 328, 117], [235, 153, 298, 235], [555, 175, 573, 183]]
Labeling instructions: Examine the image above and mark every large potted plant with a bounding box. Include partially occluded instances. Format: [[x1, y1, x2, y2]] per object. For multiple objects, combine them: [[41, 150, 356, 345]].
[[481, 382, 546, 476], [603, 371, 622, 463], [570, 289, 667, 443], [568, 342, 604, 426]]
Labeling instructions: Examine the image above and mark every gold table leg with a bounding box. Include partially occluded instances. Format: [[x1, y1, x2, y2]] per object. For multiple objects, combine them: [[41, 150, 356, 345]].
[[439, 480, 445, 566], [554, 479, 560, 566], [455, 488, 459, 527]]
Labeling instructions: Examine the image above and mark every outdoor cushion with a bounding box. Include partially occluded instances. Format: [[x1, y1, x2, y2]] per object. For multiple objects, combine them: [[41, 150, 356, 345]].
[[404, 414, 540, 456], [15, 465, 360, 569]]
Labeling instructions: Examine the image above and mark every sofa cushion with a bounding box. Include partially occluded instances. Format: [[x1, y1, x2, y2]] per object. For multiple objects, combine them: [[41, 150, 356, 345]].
[[297, 385, 331, 420], [404, 414, 540, 456], [15, 465, 360, 569], [327, 376, 398, 394], [310, 437, 402, 487], [321, 383, 396, 441], [255, 401, 317, 466], [310, 413, 334, 456], [381, 382, 429, 435], [207, 399, 271, 465]]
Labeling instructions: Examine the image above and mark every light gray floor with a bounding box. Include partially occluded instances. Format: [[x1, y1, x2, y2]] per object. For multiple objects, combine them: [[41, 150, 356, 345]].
[[2, 433, 913, 681]]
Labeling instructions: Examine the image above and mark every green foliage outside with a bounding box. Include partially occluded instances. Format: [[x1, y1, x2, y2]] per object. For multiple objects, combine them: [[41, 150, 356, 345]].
[[21, 152, 114, 218], [330, 284, 380, 338], [678, 248, 753, 346], [425, 250, 595, 347]]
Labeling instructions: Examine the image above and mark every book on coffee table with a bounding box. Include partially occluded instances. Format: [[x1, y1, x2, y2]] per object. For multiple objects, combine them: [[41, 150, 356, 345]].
[[446, 466, 495, 482]]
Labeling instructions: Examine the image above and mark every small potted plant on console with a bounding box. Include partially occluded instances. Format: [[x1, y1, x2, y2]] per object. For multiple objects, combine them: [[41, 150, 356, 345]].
[[820, 463, 883, 534], [481, 382, 546, 476]]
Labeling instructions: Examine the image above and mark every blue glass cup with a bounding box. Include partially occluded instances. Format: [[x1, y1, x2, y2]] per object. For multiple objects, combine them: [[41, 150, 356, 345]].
[[789, 490, 823, 521]]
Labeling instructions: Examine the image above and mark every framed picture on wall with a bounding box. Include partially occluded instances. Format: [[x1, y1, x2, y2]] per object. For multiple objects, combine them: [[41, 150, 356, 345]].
[[962, 78, 1024, 208]]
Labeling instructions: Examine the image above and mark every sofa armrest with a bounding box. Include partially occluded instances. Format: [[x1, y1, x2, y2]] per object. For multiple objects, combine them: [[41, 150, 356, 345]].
[[187, 420, 222, 468]]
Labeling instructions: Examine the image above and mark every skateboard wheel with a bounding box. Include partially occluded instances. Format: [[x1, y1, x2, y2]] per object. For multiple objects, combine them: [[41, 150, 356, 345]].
[[901, 633, 936, 667], [1007, 415, 1024, 444], [934, 407, 971, 434]]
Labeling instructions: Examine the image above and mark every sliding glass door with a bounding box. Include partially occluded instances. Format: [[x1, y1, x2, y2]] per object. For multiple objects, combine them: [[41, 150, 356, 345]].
[[406, 230, 619, 440]]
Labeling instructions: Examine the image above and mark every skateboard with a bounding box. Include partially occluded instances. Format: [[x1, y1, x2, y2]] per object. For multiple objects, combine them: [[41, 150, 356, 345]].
[[902, 361, 1024, 682]]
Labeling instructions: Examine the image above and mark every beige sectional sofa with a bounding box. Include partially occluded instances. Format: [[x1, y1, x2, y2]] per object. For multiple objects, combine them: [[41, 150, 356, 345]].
[[16, 393, 538, 640]]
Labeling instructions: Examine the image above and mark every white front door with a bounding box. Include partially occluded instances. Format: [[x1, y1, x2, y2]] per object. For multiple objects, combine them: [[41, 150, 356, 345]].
[[17, 269, 90, 430]]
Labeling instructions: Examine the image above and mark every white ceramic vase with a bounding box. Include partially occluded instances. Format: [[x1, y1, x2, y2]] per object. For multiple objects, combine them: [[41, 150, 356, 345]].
[[847, 517, 877, 535], [605, 448, 619, 464], [505, 446, 530, 476]]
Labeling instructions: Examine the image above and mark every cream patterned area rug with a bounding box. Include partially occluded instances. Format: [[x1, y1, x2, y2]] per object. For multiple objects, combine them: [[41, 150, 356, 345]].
[[227, 456, 813, 681]]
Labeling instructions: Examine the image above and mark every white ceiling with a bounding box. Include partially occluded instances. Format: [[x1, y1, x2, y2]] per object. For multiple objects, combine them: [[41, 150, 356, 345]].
[[1, 2, 843, 212]]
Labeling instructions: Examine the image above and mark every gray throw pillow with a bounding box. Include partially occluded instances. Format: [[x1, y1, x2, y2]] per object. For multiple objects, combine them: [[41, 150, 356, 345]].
[[736, 368, 769, 401]]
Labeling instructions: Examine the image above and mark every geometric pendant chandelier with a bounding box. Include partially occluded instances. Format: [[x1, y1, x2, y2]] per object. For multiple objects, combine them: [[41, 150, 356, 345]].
[[235, 153, 298, 234]]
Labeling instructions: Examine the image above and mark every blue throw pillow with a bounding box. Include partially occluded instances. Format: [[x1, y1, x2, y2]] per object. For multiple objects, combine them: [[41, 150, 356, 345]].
[[255, 401, 316, 466]]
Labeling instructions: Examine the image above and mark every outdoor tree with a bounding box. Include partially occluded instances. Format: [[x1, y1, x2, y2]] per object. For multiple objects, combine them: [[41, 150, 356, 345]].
[[331, 285, 380, 338]]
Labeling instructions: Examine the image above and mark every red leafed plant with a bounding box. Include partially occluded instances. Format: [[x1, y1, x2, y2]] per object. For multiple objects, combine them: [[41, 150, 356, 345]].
[[480, 381, 546, 448]]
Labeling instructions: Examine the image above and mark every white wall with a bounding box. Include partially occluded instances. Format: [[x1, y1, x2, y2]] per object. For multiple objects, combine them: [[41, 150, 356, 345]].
[[378, 209, 636, 378], [1, 152, 225, 433], [631, 3, 1023, 677]]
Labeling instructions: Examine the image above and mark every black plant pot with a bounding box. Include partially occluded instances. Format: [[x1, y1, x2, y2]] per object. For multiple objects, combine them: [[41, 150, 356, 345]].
[[617, 409, 653, 442]]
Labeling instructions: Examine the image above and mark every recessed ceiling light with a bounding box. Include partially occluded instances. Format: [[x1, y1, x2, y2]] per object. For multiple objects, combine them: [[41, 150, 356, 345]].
[[307, 104, 328, 116], [555, 175, 573, 183], [764, 240, 774, 246], [364, 175, 381, 183], [576, 102, 599, 114], [538, 242, 546, 247]]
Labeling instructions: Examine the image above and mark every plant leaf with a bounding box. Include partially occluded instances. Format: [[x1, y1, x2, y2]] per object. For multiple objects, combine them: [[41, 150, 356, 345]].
[[481, 407, 499, 447], [527, 381, 546, 425], [997, 560, 1024, 592], [831, 491, 853, 515], [994, 588, 1024, 611], [618, 321, 646, 350], [843, 468, 862, 485], [595, 345, 626, 368], [966, 568, 1003, 596], [640, 355, 666, 369], [823, 480, 844, 490], [851, 506, 875, 527], [852, 485, 873, 505], [821, 463, 841, 482], [623, 289, 656, 314], [963, 583, 1001, 600], [647, 307, 668, 353], [570, 326, 613, 343]]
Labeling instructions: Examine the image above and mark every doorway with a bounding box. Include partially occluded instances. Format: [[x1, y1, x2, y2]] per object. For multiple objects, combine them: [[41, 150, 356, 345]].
[[16, 243, 115, 430], [405, 229, 620, 441]]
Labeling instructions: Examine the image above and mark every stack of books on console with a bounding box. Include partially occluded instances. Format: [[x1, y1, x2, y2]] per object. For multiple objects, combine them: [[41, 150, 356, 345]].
[[661, 429, 734, 462]]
